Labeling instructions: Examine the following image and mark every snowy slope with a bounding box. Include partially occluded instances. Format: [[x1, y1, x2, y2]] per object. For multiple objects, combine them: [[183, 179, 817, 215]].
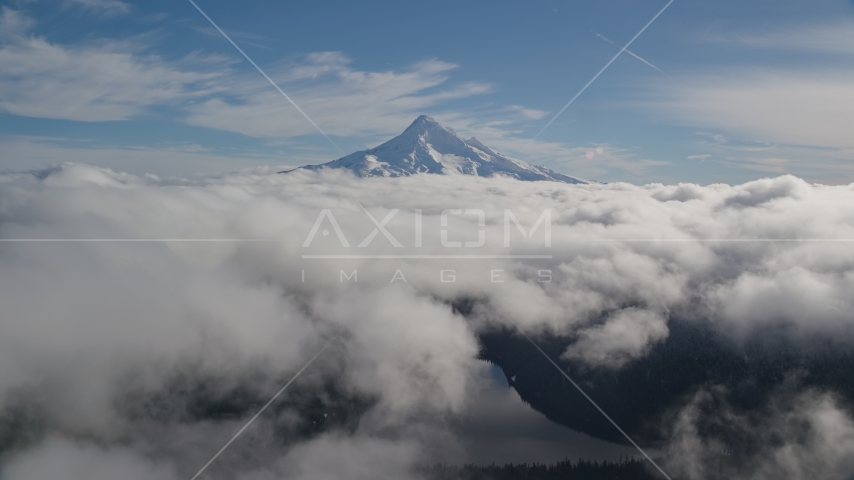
[[284, 116, 587, 184]]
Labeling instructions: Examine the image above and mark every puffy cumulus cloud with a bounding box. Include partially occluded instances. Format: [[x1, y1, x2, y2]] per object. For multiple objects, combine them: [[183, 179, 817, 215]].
[[720, 174, 810, 208], [1, 164, 854, 476], [662, 384, 854, 480], [312, 287, 477, 417], [563, 309, 669, 369]]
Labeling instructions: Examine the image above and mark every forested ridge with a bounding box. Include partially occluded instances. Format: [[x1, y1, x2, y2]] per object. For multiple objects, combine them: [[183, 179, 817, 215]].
[[422, 458, 659, 480]]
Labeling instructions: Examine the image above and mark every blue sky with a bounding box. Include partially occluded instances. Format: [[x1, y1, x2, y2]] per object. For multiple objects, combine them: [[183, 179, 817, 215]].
[[1, 0, 853, 183]]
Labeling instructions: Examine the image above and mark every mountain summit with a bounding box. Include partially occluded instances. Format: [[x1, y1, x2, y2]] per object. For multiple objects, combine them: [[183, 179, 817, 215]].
[[285, 116, 586, 183]]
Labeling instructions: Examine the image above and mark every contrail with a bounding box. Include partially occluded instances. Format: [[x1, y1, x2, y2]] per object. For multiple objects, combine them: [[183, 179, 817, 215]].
[[594, 32, 668, 76], [534, 0, 676, 139], [187, 0, 344, 155]]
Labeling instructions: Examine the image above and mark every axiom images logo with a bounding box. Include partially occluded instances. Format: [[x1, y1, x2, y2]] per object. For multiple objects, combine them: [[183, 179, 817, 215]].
[[298, 207, 554, 283], [303, 207, 551, 251]]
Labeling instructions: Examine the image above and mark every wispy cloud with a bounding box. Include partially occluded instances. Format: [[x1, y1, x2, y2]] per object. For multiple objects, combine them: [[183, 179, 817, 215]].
[[0, 6, 33, 35], [0, 7, 667, 181], [651, 70, 854, 150], [0, 135, 291, 177], [431, 113, 665, 180], [184, 53, 492, 139], [190, 25, 272, 49], [641, 69, 854, 181], [707, 20, 854, 56], [0, 9, 224, 122], [65, 0, 131, 17]]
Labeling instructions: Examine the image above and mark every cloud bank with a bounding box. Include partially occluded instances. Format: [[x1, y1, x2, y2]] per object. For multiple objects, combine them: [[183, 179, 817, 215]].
[[1, 164, 854, 478]]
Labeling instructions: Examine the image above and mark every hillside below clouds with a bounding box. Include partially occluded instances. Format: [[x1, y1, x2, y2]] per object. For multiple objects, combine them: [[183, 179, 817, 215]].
[[285, 116, 586, 183]]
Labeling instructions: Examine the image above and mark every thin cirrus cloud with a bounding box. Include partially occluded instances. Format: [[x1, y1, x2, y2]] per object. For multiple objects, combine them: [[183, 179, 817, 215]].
[[0, 8, 224, 122], [707, 20, 854, 56], [0, 135, 291, 178], [0, 9, 489, 145], [639, 20, 854, 180], [430, 113, 661, 180], [0, 7, 496, 138], [183, 52, 493, 139], [0, 8, 489, 141], [643, 68, 854, 182], [649, 70, 854, 151], [0, 7, 649, 180], [65, 0, 132, 17], [0, 19, 620, 179]]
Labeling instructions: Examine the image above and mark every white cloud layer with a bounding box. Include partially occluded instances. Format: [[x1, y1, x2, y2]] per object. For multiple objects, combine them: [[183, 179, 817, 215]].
[[664, 385, 854, 480], [1, 164, 854, 477], [4, 437, 178, 480]]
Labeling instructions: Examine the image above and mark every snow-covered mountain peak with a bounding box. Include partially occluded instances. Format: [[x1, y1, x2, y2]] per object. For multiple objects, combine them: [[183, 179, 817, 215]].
[[285, 116, 587, 184]]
